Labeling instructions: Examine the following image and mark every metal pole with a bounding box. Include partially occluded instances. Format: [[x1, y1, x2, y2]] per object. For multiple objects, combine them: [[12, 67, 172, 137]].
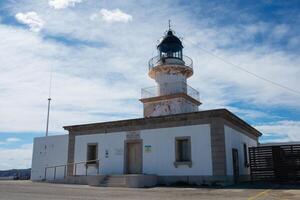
[[44, 168, 47, 180], [45, 98, 51, 137], [86, 163, 88, 176], [64, 165, 66, 179], [54, 166, 56, 180], [45, 65, 53, 137]]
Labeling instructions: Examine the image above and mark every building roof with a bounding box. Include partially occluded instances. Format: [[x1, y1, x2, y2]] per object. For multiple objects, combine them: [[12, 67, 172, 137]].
[[63, 109, 262, 138]]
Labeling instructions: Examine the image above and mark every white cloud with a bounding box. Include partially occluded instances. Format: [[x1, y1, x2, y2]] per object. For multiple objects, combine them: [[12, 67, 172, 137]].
[[6, 138, 21, 142], [256, 121, 300, 142], [0, 137, 21, 145], [0, 144, 32, 169], [49, 0, 83, 9], [92, 8, 133, 23], [15, 12, 44, 32]]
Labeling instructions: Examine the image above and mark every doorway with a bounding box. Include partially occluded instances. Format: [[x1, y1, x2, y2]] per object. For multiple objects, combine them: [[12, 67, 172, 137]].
[[232, 148, 239, 183], [125, 140, 142, 174]]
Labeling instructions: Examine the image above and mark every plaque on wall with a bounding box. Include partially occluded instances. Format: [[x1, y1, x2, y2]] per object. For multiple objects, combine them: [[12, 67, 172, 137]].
[[126, 131, 141, 140], [144, 145, 152, 153]]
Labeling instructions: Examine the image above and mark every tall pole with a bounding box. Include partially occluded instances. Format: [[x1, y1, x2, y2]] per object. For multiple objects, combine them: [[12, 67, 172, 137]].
[[45, 97, 51, 137], [45, 66, 53, 137]]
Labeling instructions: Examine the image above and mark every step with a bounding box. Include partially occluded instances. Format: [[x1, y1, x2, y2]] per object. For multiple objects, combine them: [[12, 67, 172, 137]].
[[99, 183, 127, 187], [99, 175, 128, 187]]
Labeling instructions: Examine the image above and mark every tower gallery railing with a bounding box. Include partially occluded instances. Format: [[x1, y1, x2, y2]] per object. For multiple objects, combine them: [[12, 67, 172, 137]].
[[141, 82, 200, 102], [148, 55, 193, 71]]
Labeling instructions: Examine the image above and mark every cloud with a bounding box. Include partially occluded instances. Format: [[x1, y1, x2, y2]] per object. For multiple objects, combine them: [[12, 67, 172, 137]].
[[6, 138, 21, 142], [0, 144, 32, 169], [91, 9, 133, 23], [48, 0, 83, 9], [0, 137, 21, 145], [15, 12, 44, 32], [256, 120, 300, 142]]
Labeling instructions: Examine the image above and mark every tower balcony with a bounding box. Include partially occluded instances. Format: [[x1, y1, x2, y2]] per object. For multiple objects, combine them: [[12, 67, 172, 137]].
[[140, 82, 201, 105], [148, 55, 194, 79]]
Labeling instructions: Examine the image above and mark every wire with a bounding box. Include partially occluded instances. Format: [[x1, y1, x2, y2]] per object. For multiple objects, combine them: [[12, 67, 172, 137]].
[[198, 46, 300, 97]]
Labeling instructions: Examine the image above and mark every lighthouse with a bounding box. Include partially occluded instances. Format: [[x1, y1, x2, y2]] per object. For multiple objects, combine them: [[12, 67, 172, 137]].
[[140, 27, 201, 117], [31, 25, 262, 187]]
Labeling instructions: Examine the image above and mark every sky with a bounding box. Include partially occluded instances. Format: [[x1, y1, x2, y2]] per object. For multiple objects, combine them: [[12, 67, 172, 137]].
[[0, 0, 300, 170]]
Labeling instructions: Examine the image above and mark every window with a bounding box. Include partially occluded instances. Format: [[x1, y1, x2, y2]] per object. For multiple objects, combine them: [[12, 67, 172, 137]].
[[243, 143, 249, 168], [174, 137, 192, 167], [87, 144, 98, 164]]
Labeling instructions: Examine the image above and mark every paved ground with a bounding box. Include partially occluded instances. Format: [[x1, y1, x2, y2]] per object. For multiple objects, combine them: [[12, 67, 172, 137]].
[[0, 181, 300, 200]]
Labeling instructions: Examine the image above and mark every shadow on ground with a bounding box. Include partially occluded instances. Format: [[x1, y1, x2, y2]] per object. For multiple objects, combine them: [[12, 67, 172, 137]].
[[225, 181, 300, 190], [160, 181, 300, 190]]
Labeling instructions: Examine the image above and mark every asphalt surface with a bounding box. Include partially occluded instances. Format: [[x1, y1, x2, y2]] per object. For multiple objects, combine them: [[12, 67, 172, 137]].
[[0, 181, 299, 200]]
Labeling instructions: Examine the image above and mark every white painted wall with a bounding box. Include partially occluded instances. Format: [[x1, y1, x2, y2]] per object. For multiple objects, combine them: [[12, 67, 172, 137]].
[[74, 124, 212, 176], [74, 132, 126, 175], [142, 125, 212, 175], [31, 135, 68, 181], [224, 125, 258, 176]]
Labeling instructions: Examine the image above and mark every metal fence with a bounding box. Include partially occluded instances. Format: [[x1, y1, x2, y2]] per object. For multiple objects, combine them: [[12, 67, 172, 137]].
[[148, 55, 193, 71], [141, 81, 200, 102], [249, 144, 300, 181], [44, 159, 100, 181]]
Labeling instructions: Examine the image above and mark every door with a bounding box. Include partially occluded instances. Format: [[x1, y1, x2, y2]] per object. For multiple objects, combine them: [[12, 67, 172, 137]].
[[126, 142, 142, 174], [232, 148, 239, 183]]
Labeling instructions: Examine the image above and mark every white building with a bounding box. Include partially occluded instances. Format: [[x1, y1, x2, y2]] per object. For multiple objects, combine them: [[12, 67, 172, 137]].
[[31, 28, 262, 187]]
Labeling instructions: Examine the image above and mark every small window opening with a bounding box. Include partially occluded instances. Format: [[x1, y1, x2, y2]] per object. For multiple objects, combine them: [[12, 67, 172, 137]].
[[177, 139, 190, 161], [87, 144, 98, 164], [174, 137, 192, 167]]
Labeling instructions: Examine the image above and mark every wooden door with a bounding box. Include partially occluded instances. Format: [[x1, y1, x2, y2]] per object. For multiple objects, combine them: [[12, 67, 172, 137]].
[[127, 142, 142, 174], [232, 148, 239, 183]]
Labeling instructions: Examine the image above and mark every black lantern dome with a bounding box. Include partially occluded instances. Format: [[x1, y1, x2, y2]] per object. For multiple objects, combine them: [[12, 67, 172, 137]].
[[157, 30, 183, 60]]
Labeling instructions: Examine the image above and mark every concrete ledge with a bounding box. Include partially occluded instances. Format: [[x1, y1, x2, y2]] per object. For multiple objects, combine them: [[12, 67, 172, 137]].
[[157, 175, 247, 186], [40, 174, 251, 188], [125, 174, 158, 188], [43, 175, 106, 186]]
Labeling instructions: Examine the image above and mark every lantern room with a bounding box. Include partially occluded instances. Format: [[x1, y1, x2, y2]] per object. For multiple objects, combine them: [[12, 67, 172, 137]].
[[157, 30, 183, 60]]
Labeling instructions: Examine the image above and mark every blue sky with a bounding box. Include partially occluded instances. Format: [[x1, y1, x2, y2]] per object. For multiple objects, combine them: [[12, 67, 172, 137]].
[[0, 0, 300, 169]]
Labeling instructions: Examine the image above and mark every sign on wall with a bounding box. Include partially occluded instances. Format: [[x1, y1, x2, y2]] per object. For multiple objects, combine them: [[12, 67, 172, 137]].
[[126, 131, 141, 140], [144, 145, 152, 153]]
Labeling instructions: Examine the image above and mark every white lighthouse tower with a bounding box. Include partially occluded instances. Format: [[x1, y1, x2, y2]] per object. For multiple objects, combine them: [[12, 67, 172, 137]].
[[140, 27, 201, 117]]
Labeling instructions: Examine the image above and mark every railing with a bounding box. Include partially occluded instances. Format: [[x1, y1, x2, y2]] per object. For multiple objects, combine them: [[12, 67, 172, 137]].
[[141, 82, 200, 102], [44, 159, 100, 181], [148, 55, 193, 71]]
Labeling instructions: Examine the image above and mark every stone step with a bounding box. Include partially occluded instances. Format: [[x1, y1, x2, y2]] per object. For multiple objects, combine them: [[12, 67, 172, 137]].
[[99, 183, 127, 187], [99, 175, 127, 187]]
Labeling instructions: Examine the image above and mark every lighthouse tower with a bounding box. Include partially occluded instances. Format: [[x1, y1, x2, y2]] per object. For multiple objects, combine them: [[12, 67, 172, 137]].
[[140, 27, 201, 117]]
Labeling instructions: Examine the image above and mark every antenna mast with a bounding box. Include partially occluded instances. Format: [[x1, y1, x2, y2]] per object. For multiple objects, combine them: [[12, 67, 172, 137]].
[[45, 66, 53, 137]]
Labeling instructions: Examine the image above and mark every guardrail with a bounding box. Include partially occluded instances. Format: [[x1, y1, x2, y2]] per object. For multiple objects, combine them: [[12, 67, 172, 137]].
[[44, 159, 100, 181], [148, 55, 193, 71], [141, 82, 200, 102]]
